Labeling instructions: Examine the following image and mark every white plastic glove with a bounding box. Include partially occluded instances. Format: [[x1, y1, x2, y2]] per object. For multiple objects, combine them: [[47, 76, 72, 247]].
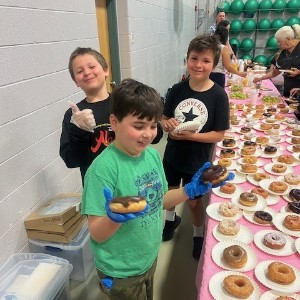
[[69, 101, 96, 132]]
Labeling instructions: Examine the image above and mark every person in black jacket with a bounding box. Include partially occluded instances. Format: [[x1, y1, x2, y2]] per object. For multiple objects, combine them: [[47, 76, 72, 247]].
[[60, 48, 163, 184]]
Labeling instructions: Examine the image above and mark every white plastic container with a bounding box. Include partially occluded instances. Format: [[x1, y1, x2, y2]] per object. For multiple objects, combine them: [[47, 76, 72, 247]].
[[28, 222, 94, 281], [0, 253, 72, 300]]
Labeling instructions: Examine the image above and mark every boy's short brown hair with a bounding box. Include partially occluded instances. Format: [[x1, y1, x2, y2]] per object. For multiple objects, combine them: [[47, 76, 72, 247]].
[[187, 34, 221, 68], [111, 79, 163, 122], [68, 47, 108, 81]]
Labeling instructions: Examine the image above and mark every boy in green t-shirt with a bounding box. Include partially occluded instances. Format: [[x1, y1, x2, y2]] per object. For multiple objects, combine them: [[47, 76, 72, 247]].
[[81, 78, 232, 300]]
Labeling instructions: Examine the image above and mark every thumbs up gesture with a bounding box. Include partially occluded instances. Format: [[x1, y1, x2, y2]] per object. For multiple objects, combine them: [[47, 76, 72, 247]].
[[69, 101, 96, 132]]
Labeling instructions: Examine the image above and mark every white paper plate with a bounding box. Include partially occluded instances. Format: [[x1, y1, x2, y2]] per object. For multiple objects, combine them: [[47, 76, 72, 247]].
[[237, 148, 263, 157], [286, 131, 300, 138], [259, 179, 291, 196], [272, 157, 300, 167], [282, 193, 296, 203], [235, 128, 256, 135], [229, 171, 247, 184], [253, 229, 296, 256], [237, 158, 265, 167], [212, 185, 244, 199], [211, 240, 257, 272], [272, 212, 300, 238], [243, 207, 277, 227], [236, 166, 263, 175], [217, 141, 240, 149], [246, 174, 273, 186], [209, 271, 261, 300], [295, 238, 300, 254], [260, 149, 283, 158], [260, 290, 300, 300], [206, 202, 243, 222], [213, 159, 237, 171], [263, 130, 286, 136], [286, 144, 300, 153], [262, 119, 280, 125], [253, 124, 269, 131], [213, 223, 253, 244], [292, 152, 300, 161], [173, 120, 202, 133], [255, 260, 300, 293], [250, 136, 271, 146], [277, 175, 300, 186], [264, 162, 293, 176], [215, 150, 240, 160], [232, 194, 267, 212], [286, 137, 300, 145]]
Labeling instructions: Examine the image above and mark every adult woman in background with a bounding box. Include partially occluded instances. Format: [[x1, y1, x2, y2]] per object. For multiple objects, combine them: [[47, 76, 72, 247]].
[[210, 26, 246, 88], [253, 25, 300, 97]]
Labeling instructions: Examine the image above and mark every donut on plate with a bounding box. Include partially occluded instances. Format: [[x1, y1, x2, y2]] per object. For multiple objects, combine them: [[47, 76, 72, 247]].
[[222, 245, 248, 268], [239, 192, 258, 207], [242, 156, 257, 164], [223, 275, 254, 299], [278, 154, 295, 164], [263, 232, 286, 249], [251, 187, 269, 199], [287, 202, 300, 214], [289, 189, 300, 202], [217, 219, 240, 236], [264, 146, 277, 154], [241, 164, 257, 173], [267, 262, 296, 285], [220, 182, 236, 194], [253, 211, 273, 224], [269, 181, 288, 193], [241, 146, 256, 156], [254, 173, 270, 182], [218, 158, 232, 167], [272, 163, 287, 173], [284, 174, 300, 185], [218, 202, 241, 217], [283, 215, 300, 231]]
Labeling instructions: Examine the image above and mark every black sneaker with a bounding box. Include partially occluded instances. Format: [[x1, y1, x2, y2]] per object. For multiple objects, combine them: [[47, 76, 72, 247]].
[[162, 215, 181, 241], [192, 236, 204, 260]]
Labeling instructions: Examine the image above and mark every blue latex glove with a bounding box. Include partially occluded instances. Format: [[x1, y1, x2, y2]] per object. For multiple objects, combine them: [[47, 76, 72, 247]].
[[104, 187, 149, 223], [184, 162, 213, 199]]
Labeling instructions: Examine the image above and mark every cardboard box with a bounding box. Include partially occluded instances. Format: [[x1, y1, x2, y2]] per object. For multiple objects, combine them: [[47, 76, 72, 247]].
[[26, 216, 86, 243], [25, 194, 81, 229]]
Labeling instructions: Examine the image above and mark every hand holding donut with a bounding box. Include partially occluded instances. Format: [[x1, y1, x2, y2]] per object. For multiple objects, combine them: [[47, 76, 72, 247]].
[[104, 187, 149, 223]]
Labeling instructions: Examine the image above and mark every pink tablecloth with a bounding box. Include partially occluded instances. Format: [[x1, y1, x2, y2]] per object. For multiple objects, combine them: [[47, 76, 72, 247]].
[[196, 80, 300, 299]]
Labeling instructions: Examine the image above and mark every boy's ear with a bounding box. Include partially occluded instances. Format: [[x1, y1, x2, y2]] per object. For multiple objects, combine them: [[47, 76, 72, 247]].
[[110, 114, 117, 131]]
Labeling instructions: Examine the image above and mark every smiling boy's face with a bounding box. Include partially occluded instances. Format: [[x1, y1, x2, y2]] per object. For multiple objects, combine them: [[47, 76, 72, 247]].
[[110, 114, 158, 157]]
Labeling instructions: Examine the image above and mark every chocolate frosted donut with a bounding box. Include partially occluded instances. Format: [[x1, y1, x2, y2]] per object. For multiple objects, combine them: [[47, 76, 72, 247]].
[[240, 126, 251, 133], [288, 202, 300, 214], [267, 107, 277, 112], [264, 146, 277, 154], [109, 196, 147, 213], [220, 149, 235, 158], [222, 138, 235, 147], [289, 189, 300, 202], [244, 141, 257, 147], [263, 112, 272, 117], [201, 165, 228, 185], [254, 211, 273, 224]]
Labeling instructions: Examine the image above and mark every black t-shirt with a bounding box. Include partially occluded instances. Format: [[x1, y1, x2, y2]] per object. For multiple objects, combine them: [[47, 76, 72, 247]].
[[276, 42, 300, 97], [163, 80, 230, 174]]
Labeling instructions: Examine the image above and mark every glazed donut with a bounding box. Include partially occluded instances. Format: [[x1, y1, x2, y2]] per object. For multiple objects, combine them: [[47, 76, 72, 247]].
[[241, 146, 256, 156], [239, 192, 258, 207], [222, 245, 248, 268], [109, 196, 147, 213], [266, 118, 276, 123], [275, 296, 296, 300], [253, 211, 273, 224], [284, 173, 300, 185], [265, 129, 279, 136], [241, 163, 257, 173], [251, 187, 269, 199], [220, 149, 235, 158], [292, 128, 300, 136], [231, 119, 239, 125], [254, 172, 270, 182], [201, 165, 229, 185], [243, 141, 257, 147], [263, 232, 286, 249], [242, 156, 257, 164], [272, 124, 280, 129], [277, 103, 286, 109], [243, 132, 255, 140], [267, 107, 277, 113], [275, 114, 285, 120], [223, 275, 254, 299], [264, 146, 277, 154], [240, 127, 251, 133], [222, 138, 236, 147], [256, 136, 269, 145], [287, 202, 300, 214], [220, 182, 236, 194], [280, 107, 289, 113], [272, 163, 287, 173], [253, 112, 263, 119], [236, 104, 244, 110], [256, 104, 264, 110], [218, 158, 232, 167], [291, 137, 300, 144], [218, 202, 241, 217], [278, 154, 295, 164], [269, 181, 288, 193], [283, 215, 300, 231], [289, 189, 300, 202], [217, 219, 240, 236], [267, 262, 296, 285], [292, 144, 300, 152]]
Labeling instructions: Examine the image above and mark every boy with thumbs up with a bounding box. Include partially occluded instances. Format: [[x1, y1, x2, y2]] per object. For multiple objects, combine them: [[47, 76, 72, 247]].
[[59, 47, 115, 183]]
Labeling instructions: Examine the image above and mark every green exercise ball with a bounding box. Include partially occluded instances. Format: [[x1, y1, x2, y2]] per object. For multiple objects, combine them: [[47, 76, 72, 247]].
[[272, 0, 287, 13], [230, 19, 243, 33], [229, 38, 241, 49], [266, 36, 279, 50], [230, 0, 245, 14], [257, 18, 271, 31], [241, 54, 253, 60], [222, 1, 231, 13], [267, 54, 275, 65], [286, 0, 300, 13], [286, 16, 300, 26], [259, 0, 273, 13], [271, 18, 285, 31], [244, 0, 259, 13], [242, 19, 256, 33], [240, 38, 255, 52], [254, 55, 268, 66]]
